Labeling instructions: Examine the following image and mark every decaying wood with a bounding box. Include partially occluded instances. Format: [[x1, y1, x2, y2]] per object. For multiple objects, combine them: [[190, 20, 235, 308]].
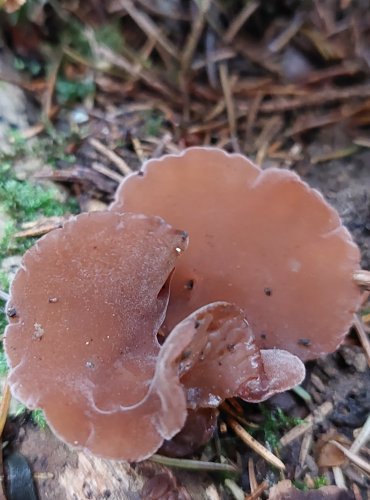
[[17, 426, 218, 500]]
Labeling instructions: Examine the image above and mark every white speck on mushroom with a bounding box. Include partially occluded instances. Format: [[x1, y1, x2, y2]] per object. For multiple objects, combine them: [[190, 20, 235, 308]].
[[290, 259, 302, 272], [32, 323, 44, 341]]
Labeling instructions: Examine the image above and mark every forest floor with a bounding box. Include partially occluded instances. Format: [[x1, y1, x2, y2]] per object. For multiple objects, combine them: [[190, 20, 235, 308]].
[[0, 1, 369, 499]]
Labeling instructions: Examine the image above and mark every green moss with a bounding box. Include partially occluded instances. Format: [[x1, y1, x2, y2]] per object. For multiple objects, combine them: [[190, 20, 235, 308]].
[[13, 56, 43, 77], [0, 129, 79, 379], [95, 21, 125, 53], [0, 162, 77, 264], [0, 272, 9, 373], [0, 223, 37, 262], [313, 476, 329, 488], [1, 179, 70, 221], [0, 272, 9, 376], [56, 77, 95, 105], [259, 407, 303, 450], [31, 409, 48, 429], [5, 127, 80, 167], [293, 480, 308, 491], [14, 404, 48, 429], [293, 476, 329, 491], [144, 112, 165, 137]]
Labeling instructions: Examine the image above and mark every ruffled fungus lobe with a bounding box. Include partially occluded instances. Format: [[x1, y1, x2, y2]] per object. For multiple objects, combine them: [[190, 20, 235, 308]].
[[166, 302, 305, 407], [160, 302, 304, 456], [111, 147, 362, 360], [5, 222, 304, 461], [5, 212, 189, 461]]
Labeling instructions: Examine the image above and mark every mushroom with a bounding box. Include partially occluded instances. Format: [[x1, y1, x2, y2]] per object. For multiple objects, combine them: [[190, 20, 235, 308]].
[[159, 408, 218, 458], [4, 210, 305, 460], [4, 212, 189, 461], [158, 301, 304, 456], [166, 302, 305, 408], [111, 147, 362, 360]]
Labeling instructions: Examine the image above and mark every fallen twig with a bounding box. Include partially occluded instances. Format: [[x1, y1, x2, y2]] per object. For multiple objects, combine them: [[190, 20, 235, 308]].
[[228, 418, 285, 471], [330, 441, 370, 475], [353, 315, 370, 368], [89, 138, 133, 176], [280, 401, 333, 447], [150, 454, 238, 473]]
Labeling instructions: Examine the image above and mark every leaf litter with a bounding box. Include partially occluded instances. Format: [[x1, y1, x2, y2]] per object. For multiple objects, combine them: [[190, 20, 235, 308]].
[[0, 0, 369, 498]]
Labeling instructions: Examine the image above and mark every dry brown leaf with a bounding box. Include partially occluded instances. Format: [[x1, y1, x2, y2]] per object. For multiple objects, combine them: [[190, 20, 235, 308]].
[[316, 430, 351, 467]]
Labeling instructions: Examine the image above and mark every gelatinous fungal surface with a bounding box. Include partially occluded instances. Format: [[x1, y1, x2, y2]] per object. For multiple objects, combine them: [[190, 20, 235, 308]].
[[159, 302, 304, 456], [159, 408, 218, 458], [5, 228, 305, 461], [4, 212, 189, 461], [166, 302, 305, 406], [111, 147, 362, 360]]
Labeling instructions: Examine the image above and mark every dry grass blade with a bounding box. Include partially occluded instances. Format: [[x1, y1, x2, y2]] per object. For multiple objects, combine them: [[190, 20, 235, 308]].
[[219, 63, 236, 139], [89, 138, 133, 176], [0, 291, 10, 302], [280, 402, 333, 447], [353, 270, 370, 290], [245, 480, 269, 500], [225, 478, 245, 500], [14, 216, 68, 239], [332, 465, 347, 489], [299, 430, 313, 467], [43, 49, 63, 120], [91, 162, 124, 183], [150, 454, 238, 473], [0, 384, 11, 437], [20, 106, 59, 140], [221, 402, 259, 429], [131, 137, 146, 162], [353, 315, 370, 368], [255, 116, 283, 165], [99, 45, 179, 102], [354, 137, 370, 148], [268, 13, 304, 53], [245, 91, 263, 148], [224, 1, 260, 43], [119, 0, 178, 60], [330, 441, 370, 475], [33, 472, 55, 481], [310, 146, 359, 164], [228, 418, 285, 471], [350, 415, 370, 454], [248, 458, 258, 492], [181, 0, 211, 73]]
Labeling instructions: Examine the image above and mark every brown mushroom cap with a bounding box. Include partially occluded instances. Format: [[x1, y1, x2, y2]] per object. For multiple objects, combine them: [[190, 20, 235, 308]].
[[240, 349, 306, 403], [4, 211, 304, 461], [159, 408, 218, 457], [4, 212, 189, 461], [159, 301, 304, 454], [111, 147, 362, 360], [161, 302, 305, 407]]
